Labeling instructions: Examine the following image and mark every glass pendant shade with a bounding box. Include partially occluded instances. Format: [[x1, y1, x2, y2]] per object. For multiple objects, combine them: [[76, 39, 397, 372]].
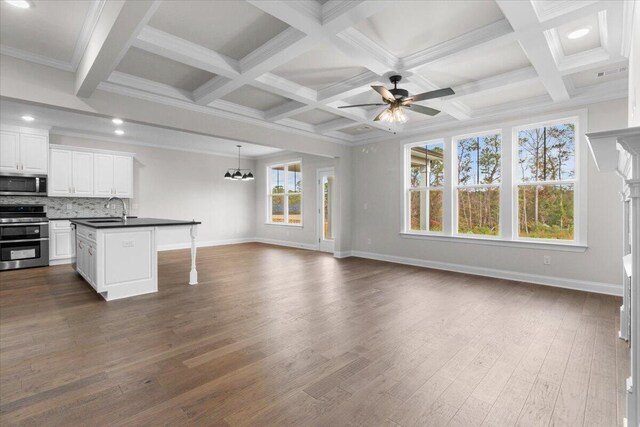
[[224, 171, 233, 180], [246, 172, 254, 180], [232, 170, 242, 179]]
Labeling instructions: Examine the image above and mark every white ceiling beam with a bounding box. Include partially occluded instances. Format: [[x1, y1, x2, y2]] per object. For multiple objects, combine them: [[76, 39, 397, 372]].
[[265, 101, 314, 122], [316, 117, 357, 134], [75, 0, 160, 98], [133, 27, 240, 78], [400, 19, 517, 72], [108, 71, 194, 102], [193, 28, 316, 105], [318, 71, 382, 103], [496, 0, 569, 102], [451, 66, 539, 99]]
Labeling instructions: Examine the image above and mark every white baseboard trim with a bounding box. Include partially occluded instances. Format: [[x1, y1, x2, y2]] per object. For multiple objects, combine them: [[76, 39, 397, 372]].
[[50, 258, 74, 265], [349, 250, 622, 296], [157, 237, 254, 251], [254, 238, 317, 251], [333, 251, 353, 258]]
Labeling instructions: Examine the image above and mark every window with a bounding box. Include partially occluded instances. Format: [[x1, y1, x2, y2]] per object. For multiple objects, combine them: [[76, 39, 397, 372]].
[[516, 121, 576, 240], [455, 132, 501, 236], [402, 112, 584, 247], [407, 141, 444, 232], [267, 161, 302, 225]]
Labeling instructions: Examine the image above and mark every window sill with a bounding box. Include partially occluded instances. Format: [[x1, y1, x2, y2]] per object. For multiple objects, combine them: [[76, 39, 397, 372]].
[[399, 232, 587, 253], [264, 223, 304, 228]]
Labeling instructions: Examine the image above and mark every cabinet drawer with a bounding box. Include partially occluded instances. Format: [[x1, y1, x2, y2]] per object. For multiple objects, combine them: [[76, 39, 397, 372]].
[[51, 220, 71, 230], [76, 226, 96, 242]]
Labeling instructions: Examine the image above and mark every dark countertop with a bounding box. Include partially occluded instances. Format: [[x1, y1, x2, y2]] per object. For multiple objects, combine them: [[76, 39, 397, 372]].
[[70, 218, 201, 229], [50, 216, 138, 221]]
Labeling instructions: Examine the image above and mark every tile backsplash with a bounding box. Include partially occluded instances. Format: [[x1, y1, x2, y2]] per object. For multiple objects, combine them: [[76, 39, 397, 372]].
[[0, 196, 126, 218]]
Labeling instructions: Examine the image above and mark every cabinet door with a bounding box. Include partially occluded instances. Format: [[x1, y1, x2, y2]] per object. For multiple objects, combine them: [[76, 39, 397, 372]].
[[113, 155, 133, 197], [72, 151, 94, 196], [20, 133, 48, 174], [88, 244, 97, 288], [0, 130, 19, 173], [50, 221, 75, 260], [94, 154, 114, 197], [49, 149, 72, 196], [51, 230, 72, 259], [76, 238, 86, 277]]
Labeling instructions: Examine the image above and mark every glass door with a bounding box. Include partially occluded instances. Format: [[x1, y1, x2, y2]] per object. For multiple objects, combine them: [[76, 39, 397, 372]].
[[318, 168, 335, 252]]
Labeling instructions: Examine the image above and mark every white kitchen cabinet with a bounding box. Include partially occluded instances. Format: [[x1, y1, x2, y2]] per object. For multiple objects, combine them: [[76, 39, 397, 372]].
[[76, 227, 97, 289], [50, 220, 76, 263], [49, 145, 133, 198], [49, 149, 73, 196], [20, 133, 48, 174], [0, 129, 19, 173], [94, 154, 114, 197], [72, 151, 94, 196], [113, 155, 133, 197], [93, 154, 133, 198], [0, 126, 48, 174]]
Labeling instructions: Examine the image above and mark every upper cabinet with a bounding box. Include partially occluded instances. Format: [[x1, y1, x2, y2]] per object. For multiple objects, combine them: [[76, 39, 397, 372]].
[[49, 145, 134, 198], [0, 126, 48, 174]]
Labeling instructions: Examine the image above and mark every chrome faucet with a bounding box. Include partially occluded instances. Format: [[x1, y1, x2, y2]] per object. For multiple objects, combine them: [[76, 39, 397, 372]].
[[105, 197, 128, 220]]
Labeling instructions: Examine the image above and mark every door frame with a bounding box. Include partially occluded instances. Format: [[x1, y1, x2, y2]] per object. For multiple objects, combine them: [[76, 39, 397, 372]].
[[317, 167, 335, 253]]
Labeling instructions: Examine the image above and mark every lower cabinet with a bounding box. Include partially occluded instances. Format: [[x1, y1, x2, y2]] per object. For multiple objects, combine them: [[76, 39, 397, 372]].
[[50, 220, 76, 263], [76, 234, 97, 290]]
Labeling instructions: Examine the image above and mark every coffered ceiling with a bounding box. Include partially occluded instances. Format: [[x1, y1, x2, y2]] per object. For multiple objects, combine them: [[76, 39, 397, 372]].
[[0, 0, 632, 146]]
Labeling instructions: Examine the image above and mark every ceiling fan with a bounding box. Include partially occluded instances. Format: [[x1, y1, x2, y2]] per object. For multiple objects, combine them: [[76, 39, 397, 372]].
[[338, 75, 454, 123]]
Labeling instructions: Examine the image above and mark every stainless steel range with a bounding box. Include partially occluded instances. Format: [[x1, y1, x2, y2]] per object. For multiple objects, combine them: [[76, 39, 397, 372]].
[[0, 205, 49, 271]]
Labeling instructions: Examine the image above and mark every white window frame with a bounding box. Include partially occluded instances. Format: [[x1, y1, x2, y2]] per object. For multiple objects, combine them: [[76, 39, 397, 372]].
[[453, 129, 503, 238], [404, 139, 446, 234], [400, 109, 588, 252], [266, 159, 303, 227], [513, 117, 581, 244]]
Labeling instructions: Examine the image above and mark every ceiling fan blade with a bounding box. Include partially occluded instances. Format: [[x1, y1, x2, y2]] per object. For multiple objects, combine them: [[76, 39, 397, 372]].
[[409, 87, 455, 102], [338, 103, 386, 109], [408, 104, 441, 116], [373, 107, 390, 121], [371, 85, 395, 103]]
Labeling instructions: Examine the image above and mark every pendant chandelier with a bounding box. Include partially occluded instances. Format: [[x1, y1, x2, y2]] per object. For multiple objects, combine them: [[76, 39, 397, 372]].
[[224, 145, 254, 181]]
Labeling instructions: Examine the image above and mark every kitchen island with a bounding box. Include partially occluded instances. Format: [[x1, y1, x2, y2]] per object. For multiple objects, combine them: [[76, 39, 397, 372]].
[[70, 218, 201, 301]]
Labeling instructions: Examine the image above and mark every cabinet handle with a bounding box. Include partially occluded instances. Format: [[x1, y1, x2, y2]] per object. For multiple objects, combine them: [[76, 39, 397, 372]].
[[79, 242, 84, 249], [15, 163, 19, 170], [88, 248, 93, 256]]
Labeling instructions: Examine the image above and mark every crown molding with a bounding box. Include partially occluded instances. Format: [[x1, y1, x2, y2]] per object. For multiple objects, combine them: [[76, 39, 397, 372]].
[[0, 45, 75, 72]]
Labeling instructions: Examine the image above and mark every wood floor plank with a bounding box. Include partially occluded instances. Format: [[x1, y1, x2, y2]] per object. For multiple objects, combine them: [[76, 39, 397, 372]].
[[0, 243, 627, 426]]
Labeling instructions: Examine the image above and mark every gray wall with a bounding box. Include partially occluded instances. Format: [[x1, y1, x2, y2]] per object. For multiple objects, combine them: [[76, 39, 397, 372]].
[[254, 152, 335, 248], [350, 98, 627, 287], [47, 134, 256, 248]]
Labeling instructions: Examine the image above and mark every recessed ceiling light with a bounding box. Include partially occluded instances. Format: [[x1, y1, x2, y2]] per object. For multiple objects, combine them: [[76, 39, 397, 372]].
[[21, 115, 35, 122], [5, 0, 32, 8], [112, 118, 123, 125], [567, 26, 591, 39], [114, 129, 124, 136]]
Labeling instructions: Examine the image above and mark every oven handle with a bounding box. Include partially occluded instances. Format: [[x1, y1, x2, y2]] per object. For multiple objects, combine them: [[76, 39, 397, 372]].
[[0, 238, 50, 243], [0, 222, 50, 227]]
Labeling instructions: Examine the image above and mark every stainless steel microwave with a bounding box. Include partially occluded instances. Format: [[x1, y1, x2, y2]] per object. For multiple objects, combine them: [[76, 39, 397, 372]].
[[0, 174, 48, 196]]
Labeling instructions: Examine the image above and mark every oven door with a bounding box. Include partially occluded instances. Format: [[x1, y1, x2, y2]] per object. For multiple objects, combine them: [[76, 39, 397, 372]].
[[0, 240, 49, 270], [0, 174, 47, 196], [0, 223, 49, 241], [0, 222, 49, 270]]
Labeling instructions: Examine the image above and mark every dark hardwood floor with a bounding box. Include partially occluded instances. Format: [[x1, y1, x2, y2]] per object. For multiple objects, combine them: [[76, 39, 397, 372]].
[[0, 243, 628, 426]]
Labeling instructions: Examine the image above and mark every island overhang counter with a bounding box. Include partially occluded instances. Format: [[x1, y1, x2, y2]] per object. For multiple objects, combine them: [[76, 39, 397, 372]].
[[70, 218, 201, 301]]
